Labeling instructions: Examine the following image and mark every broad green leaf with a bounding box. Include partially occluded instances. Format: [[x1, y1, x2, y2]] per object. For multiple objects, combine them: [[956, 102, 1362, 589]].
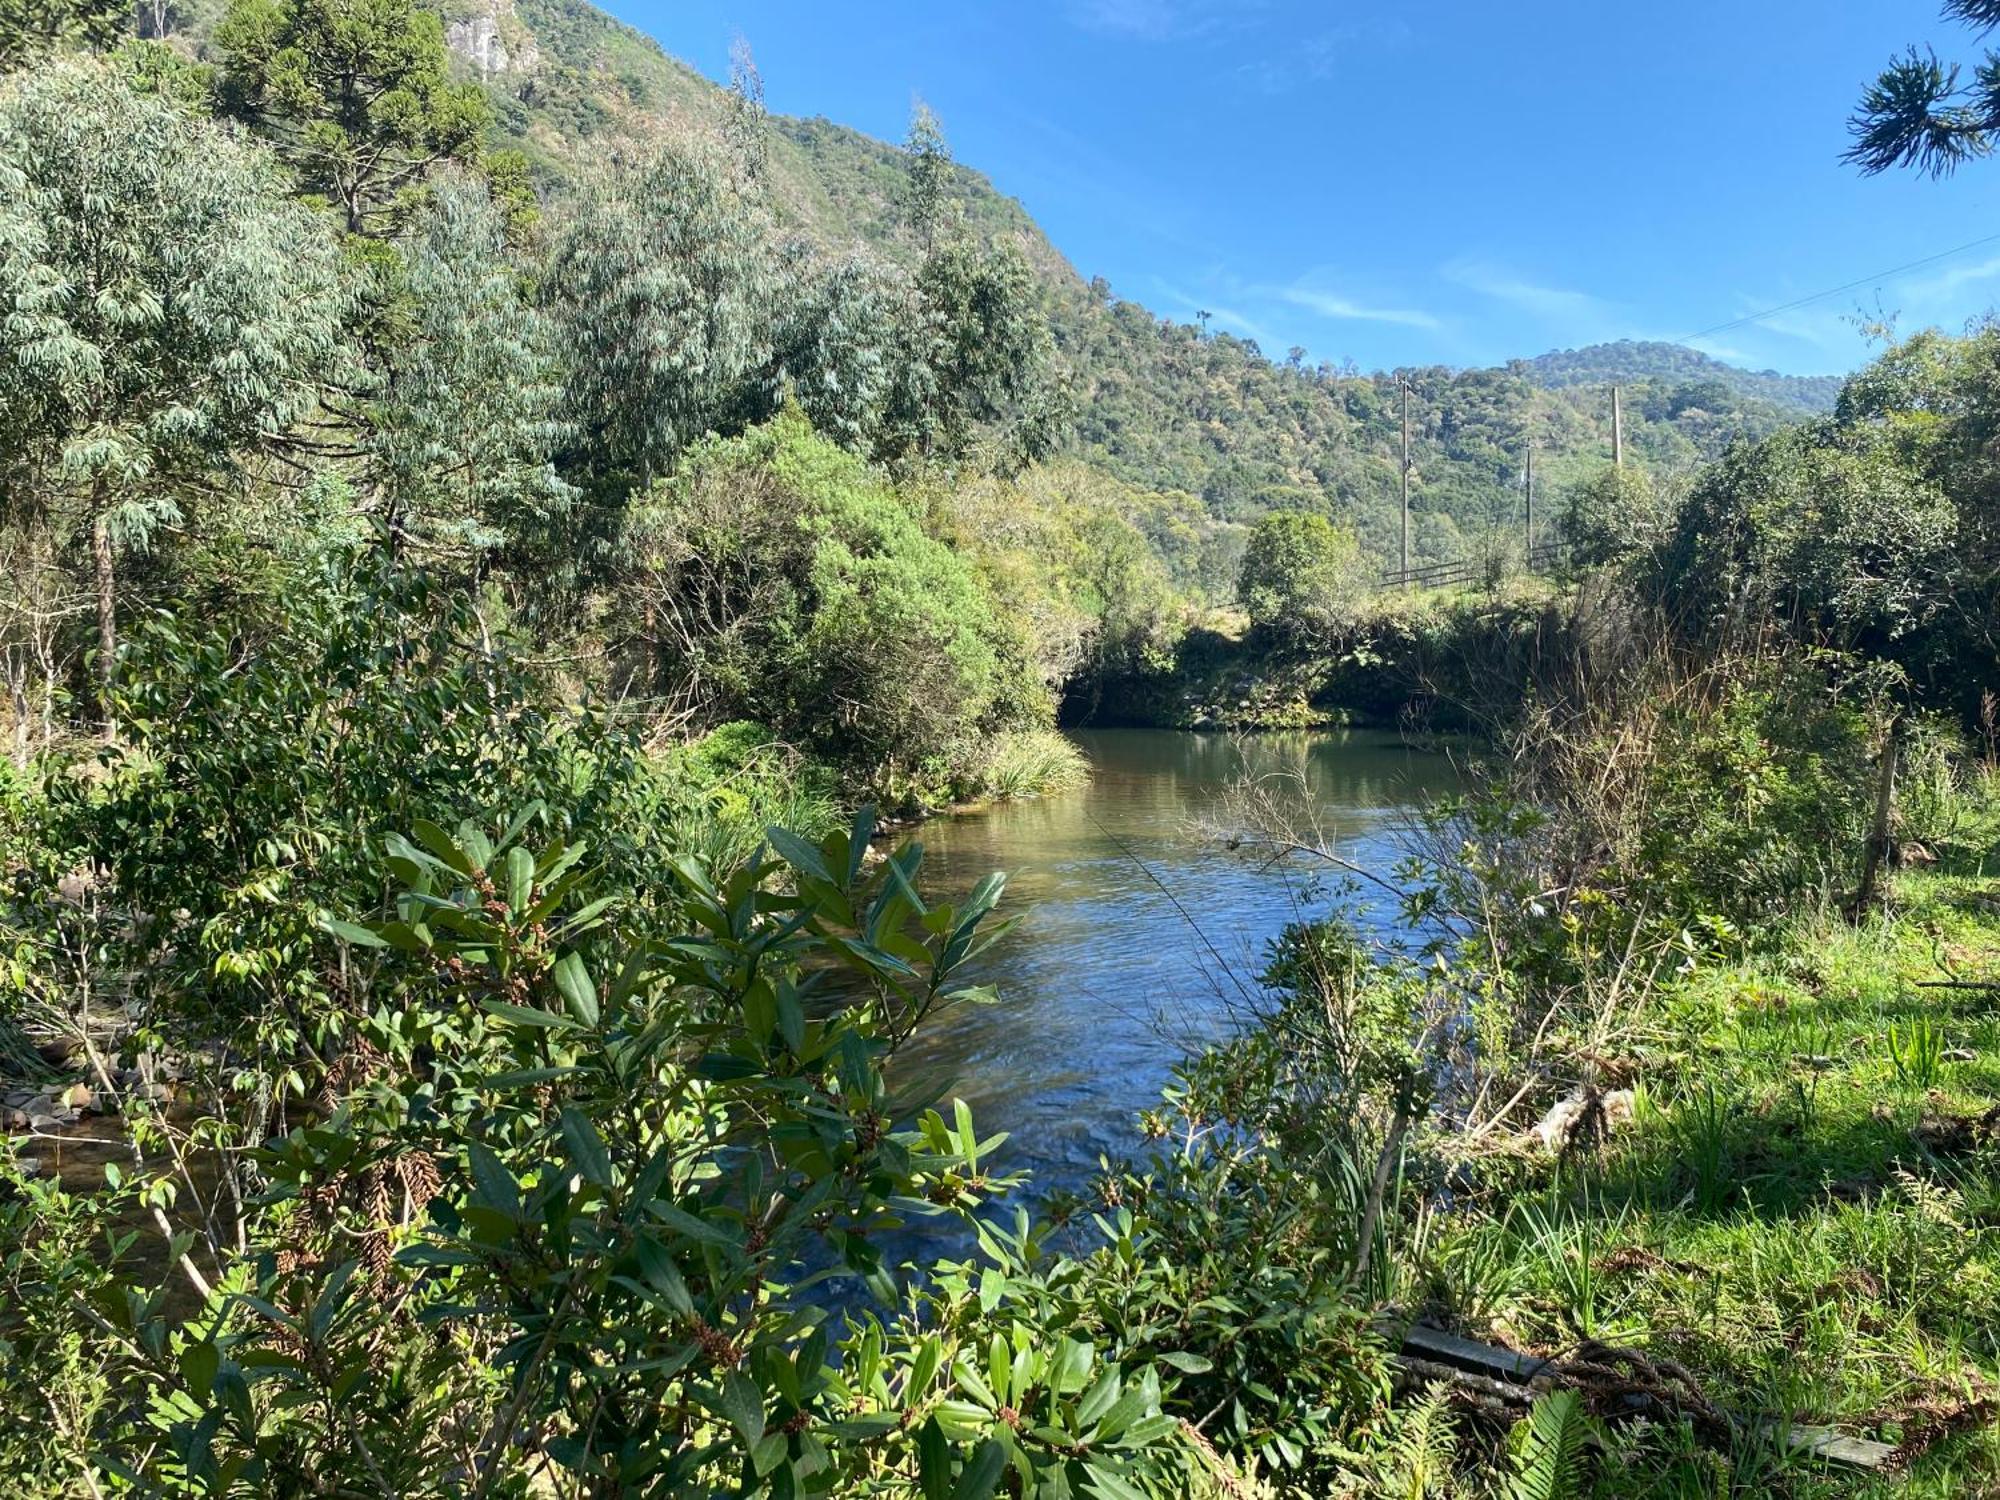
[[559, 1108, 613, 1187], [552, 951, 598, 1026], [316, 915, 387, 949]]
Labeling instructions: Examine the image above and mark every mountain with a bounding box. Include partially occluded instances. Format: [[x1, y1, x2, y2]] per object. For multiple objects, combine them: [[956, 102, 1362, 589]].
[[387, 0, 1840, 566], [1515, 341, 1843, 415]]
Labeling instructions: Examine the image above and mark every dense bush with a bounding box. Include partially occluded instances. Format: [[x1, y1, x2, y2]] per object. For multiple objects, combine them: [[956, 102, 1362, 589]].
[[0, 812, 1198, 1494], [1236, 510, 1370, 650], [615, 409, 1046, 797]]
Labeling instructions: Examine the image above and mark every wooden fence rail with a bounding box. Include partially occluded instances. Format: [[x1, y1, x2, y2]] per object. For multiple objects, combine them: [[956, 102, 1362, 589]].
[[1377, 540, 1567, 593]]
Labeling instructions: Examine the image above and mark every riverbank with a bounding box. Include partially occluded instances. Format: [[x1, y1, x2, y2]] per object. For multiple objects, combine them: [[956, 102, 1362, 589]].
[[1419, 860, 2000, 1492], [1067, 579, 1572, 734]]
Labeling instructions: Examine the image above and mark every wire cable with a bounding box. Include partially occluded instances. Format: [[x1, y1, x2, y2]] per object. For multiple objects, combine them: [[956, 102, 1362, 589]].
[[1678, 229, 2000, 342]]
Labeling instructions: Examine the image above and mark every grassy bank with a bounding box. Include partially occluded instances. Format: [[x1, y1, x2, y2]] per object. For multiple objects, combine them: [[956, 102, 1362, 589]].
[[1416, 862, 2000, 1494]]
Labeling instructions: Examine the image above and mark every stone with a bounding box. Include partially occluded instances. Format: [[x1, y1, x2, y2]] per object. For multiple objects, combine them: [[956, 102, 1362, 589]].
[[445, 0, 540, 77], [1529, 1087, 1636, 1152]]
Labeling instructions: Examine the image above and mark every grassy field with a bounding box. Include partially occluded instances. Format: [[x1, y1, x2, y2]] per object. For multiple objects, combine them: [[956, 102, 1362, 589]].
[[1424, 857, 2000, 1495]]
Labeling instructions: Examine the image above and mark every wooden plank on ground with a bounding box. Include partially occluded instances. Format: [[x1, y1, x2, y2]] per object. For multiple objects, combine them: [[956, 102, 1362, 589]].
[[1781, 1424, 1895, 1470]]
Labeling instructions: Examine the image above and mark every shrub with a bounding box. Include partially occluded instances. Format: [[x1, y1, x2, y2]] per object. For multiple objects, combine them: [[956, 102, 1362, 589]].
[[618, 408, 1046, 793], [1236, 511, 1369, 649], [1, 812, 1194, 1495]]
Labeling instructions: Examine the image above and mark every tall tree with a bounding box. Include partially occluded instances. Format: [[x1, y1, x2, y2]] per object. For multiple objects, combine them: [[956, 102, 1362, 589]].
[[371, 171, 571, 561], [543, 139, 770, 505], [0, 60, 349, 721], [216, 0, 491, 234], [901, 98, 953, 254], [889, 235, 1071, 470], [766, 242, 903, 454], [1849, 1, 2000, 174], [723, 33, 768, 193]]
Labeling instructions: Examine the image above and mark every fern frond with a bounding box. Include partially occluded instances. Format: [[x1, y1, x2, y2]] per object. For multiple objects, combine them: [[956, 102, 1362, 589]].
[[1384, 1384, 1460, 1500], [1506, 1389, 1592, 1500]]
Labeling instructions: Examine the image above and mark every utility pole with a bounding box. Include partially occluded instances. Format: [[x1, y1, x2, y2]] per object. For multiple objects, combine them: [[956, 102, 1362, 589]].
[[1524, 439, 1535, 564], [1611, 385, 1624, 470], [1400, 379, 1411, 586]]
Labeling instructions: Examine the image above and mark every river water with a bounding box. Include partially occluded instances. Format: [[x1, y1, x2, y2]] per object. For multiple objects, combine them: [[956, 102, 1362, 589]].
[[895, 728, 1460, 1196]]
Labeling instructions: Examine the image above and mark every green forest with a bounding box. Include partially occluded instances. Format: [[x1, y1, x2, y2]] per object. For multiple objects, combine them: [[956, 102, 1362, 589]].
[[6, 0, 2000, 1495]]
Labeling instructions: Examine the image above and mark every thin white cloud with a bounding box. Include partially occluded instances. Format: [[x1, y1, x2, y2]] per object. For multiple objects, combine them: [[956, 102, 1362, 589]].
[[1234, 20, 1413, 94], [1280, 285, 1442, 330], [1443, 258, 1613, 324], [1749, 306, 1874, 357], [1068, 0, 1219, 41], [1899, 254, 2000, 303]]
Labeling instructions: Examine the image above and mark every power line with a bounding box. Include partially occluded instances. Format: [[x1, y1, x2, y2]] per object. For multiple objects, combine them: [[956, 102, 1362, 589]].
[[1678, 230, 2000, 343]]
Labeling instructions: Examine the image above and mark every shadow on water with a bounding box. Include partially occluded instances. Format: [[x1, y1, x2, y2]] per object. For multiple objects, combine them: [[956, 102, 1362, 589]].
[[891, 727, 1461, 1201]]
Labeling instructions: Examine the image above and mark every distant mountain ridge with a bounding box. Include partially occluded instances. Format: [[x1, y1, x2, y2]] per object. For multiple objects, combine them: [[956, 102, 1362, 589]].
[[1515, 341, 1843, 415]]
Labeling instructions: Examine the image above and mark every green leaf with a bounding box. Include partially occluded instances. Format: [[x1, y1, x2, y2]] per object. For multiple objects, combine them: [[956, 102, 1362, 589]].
[[775, 983, 806, 1054], [1082, 1463, 1150, 1500], [766, 825, 833, 885], [467, 1142, 519, 1220], [952, 1439, 1007, 1500], [552, 951, 598, 1026], [178, 1338, 219, 1394], [480, 999, 573, 1031], [559, 1108, 613, 1187], [316, 915, 387, 949], [719, 1369, 765, 1447], [918, 1417, 952, 1500], [504, 845, 534, 914], [1156, 1350, 1213, 1374], [410, 818, 474, 876]]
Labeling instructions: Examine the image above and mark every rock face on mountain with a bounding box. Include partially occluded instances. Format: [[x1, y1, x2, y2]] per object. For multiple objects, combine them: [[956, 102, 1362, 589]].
[[445, 0, 538, 77]]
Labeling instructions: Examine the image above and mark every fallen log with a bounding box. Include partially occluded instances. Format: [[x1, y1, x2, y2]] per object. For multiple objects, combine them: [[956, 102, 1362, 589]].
[[1387, 1322, 1892, 1471]]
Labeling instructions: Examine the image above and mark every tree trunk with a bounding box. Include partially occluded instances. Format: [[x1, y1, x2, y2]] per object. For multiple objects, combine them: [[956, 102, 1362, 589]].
[[1855, 712, 1904, 914], [92, 503, 116, 735]]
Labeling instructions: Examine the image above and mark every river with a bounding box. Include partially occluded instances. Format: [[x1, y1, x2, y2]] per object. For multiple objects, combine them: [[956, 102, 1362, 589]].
[[896, 728, 1461, 1196]]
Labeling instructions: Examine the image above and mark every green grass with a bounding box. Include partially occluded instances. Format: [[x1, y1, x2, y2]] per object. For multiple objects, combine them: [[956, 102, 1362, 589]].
[[1425, 867, 2000, 1496], [970, 727, 1090, 802]]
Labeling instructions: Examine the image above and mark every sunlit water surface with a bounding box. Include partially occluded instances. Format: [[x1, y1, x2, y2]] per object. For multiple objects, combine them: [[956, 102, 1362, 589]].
[[894, 728, 1460, 1198]]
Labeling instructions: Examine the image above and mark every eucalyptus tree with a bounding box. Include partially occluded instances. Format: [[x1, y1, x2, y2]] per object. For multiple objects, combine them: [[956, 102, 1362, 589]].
[[0, 60, 349, 721], [889, 99, 1071, 470], [902, 98, 954, 253], [765, 242, 904, 454], [543, 137, 772, 508], [891, 234, 1072, 471], [371, 171, 571, 564], [723, 33, 768, 193], [216, 0, 491, 234]]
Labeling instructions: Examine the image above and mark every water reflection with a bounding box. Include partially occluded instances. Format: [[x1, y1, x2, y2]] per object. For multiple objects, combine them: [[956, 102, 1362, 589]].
[[897, 728, 1460, 1195]]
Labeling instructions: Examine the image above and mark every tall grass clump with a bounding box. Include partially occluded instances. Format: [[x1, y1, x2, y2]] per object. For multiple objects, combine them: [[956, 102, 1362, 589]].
[[973, 726, 1090, 801]]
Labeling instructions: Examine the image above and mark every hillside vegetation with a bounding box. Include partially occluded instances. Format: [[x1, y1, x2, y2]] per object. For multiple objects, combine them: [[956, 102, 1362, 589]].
[[163, 0, 1832, 576]]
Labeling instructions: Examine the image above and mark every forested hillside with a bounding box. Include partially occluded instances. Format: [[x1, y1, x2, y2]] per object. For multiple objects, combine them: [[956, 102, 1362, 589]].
[[1517, 339, 1845, 412], [470, 0, 1826, 566], [146, 0, 1823, 576]]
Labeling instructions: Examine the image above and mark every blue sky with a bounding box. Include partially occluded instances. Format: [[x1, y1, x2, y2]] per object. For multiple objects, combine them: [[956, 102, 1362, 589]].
[[603, 0, 1998, 377]]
